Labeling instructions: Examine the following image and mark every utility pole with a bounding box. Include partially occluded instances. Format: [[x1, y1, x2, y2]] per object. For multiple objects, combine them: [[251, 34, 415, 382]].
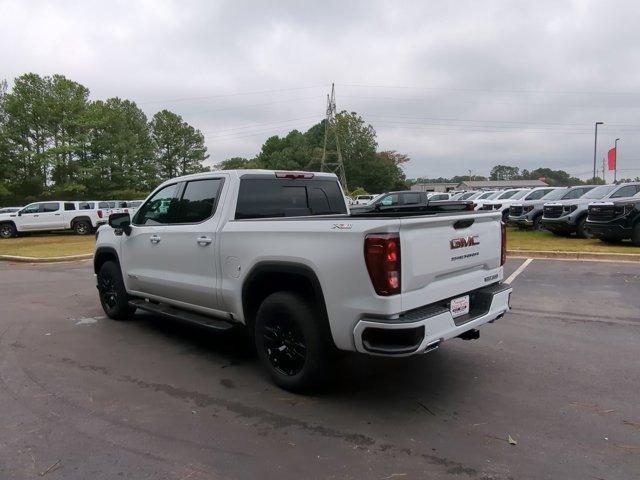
[[317, 83, 347, 191], [593, 122, 604, 180], [602, 157, 606, 183]]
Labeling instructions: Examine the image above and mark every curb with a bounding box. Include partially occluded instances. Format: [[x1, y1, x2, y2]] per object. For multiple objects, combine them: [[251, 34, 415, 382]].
[[0, 253, 93, 263], [507, 249, 640, 262]]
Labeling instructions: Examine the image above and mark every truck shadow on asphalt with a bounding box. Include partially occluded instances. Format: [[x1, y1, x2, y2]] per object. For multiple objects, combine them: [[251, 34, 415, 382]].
[[127, 310, 481, 406]]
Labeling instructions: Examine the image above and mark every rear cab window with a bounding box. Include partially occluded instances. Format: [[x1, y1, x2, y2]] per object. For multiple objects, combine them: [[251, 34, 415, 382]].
[[235, 176, 347, 219]]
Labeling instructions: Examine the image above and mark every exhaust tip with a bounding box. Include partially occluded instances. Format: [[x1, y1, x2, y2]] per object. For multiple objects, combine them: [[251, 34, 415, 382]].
[[423, 339, 441, 353]]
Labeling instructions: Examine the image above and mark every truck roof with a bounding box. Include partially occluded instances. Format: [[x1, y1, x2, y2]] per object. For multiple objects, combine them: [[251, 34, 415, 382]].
[[166, 169, 338, 183]]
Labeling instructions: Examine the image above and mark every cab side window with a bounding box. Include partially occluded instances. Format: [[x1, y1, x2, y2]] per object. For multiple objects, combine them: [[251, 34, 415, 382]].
[[403, 193, 421, 205], [133, 184, 179, 225], [173, 179, 223, 223], [611, 186, 637, 198], [64, 202, 76, 211]]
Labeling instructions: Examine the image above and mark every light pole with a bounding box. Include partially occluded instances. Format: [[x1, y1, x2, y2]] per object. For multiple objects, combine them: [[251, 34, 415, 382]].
[[614, 138, 620, 183], [593, 122, 604, 180]]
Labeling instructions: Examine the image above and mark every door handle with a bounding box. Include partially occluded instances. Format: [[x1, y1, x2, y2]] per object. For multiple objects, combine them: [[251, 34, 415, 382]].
[[196, 236, 212, 246], [33, 215, 39, 217], [150, 235, 161, 244], [54, 214, 61, 216]]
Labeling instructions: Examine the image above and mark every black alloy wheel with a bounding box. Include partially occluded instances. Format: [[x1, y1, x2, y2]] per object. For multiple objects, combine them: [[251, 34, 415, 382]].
[[255, 291, 331, 392], [262, 315, 307, 377], [97, 261, 136, 320], [0, 223, 16, 239]]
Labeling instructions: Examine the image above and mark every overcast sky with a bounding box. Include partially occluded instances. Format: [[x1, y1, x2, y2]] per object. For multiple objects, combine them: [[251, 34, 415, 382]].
[[2, 0, 640, 180]]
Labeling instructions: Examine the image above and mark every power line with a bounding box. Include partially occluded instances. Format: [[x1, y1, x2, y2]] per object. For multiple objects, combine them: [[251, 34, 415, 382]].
[[337, 83, 640, 97], [368, 122, 595, 135], [179, 95, 325, 117], [341, 93, 640, 109], [137, 84, 329, 105], [201, 115, 320, 135]]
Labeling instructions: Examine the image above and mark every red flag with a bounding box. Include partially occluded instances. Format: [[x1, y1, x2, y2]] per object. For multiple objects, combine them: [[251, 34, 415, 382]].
[[608, 148, 616, 171]]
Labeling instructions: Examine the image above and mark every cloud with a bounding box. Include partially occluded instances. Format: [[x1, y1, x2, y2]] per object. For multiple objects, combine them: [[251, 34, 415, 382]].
[[1, 0, 639, 179]]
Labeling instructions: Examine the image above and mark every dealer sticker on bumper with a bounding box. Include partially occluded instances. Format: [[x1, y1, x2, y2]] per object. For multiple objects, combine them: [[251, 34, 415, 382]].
[[450, 295, 470, 318]]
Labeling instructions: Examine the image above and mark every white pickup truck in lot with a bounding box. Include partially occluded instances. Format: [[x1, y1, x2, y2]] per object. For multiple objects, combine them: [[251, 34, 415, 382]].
[[0, 201, 106, 238], [94, 170, 512, 391]]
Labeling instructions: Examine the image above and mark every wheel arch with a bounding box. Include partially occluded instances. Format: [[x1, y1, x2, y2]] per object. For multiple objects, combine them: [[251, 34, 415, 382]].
[[94, 246, 120, 274], [71, 215, 92, 226], [241, 261, 333, 346]]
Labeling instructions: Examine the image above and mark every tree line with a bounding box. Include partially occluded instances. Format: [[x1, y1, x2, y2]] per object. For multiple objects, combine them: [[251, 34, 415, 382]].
[[215, 111, 409, 195], [409, 164, 639, 187], [0, 73, 209, 204]]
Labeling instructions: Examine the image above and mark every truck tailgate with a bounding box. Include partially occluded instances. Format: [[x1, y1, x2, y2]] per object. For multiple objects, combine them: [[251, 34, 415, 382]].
[[399, 212, 503, 311]]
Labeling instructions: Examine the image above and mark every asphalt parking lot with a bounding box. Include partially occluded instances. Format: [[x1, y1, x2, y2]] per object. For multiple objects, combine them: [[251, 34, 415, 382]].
[[0, 258, 638, 480]]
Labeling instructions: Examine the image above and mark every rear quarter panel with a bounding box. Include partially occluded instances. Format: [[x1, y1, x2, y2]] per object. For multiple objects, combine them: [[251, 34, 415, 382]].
[[219, 217, 403, 350]]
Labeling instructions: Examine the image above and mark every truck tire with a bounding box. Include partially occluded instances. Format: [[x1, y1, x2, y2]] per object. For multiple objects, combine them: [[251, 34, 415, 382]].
[[97, 261, 136, 320], [0, 223, 16, 239], [632, 222, 640, 247], [73, 220, 91, 235], [576, 216, 592, 239], [255, 291, 331, 392]]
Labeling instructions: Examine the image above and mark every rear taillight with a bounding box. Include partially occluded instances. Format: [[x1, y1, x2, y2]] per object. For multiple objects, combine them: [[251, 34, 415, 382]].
[[501, 221, 507, 266], [364, 233, 401, 296], [97, 210, 103, 218]]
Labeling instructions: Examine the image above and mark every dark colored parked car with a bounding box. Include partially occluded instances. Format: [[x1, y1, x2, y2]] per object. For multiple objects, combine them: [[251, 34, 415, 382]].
[[541, 183, 640, 238], [586, 192, 640, 245], [349, 190, 473, 215]]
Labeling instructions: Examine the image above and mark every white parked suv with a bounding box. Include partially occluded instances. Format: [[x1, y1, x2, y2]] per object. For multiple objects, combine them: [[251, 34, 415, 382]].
[[477, 189, 533, 221], [94, 170, 512, 391], [0, 201, 106, 238]]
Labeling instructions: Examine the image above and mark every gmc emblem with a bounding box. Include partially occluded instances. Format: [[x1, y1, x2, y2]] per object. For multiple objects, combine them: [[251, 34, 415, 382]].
[[450, 235, 480, 249]]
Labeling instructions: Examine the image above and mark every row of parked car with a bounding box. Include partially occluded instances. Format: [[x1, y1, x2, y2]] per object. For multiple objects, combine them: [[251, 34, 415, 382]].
[[0, 200, 143, 238], [349, 183, 640, 245]]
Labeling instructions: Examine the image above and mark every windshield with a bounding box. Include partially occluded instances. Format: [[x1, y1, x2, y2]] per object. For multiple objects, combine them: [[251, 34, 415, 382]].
[[465, 192, 483, 200], [481, 191, 501, 199], [582, 185, 616, 199], [539, 188, 567, 201], [367, 194, 385, 204], [498, 190, 521, 200], [510, 190, 530, 200]]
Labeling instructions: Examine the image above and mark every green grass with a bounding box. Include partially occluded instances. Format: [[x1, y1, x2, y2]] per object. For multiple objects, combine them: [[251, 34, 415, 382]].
[[0, 233, 95, 258], [507, 228, 639, 254]]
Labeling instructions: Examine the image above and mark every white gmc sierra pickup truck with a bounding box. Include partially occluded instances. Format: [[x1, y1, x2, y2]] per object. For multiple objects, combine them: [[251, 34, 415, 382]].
[[94, 170, 512, 391], [0, 201, 106, 238]]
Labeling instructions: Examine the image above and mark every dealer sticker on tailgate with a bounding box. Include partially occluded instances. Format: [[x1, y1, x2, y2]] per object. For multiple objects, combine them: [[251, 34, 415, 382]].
[[450, 295, 470, 318]]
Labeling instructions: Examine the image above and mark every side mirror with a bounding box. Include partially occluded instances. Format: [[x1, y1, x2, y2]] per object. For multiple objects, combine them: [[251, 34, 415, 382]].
[[17, 211, 22, 216], [109, 212, 132, 236]]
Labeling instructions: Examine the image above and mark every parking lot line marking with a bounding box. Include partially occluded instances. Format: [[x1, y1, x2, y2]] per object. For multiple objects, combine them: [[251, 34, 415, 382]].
[[505, 258, 533, 284]]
